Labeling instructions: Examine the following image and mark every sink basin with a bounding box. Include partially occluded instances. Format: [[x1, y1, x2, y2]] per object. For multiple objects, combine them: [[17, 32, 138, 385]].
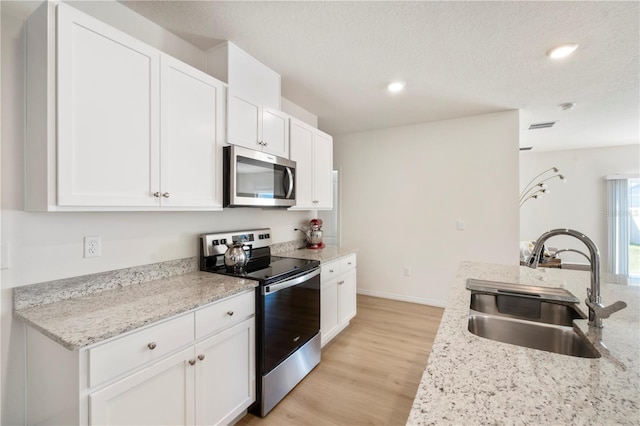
[[466, 280, 600, 358], [470, 293, 585, 326], [468, 312, 600, 358]]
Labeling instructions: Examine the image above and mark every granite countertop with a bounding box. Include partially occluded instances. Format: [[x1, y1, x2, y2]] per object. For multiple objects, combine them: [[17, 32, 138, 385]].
[[407, 261, 639, 425], [277, 245, 357, 264], [14, 271, 257, 350]]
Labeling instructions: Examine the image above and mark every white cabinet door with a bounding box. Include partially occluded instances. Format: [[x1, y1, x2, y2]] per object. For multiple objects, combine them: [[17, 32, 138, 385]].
[[289, 118, 333, 210], [195, 318, 255, 426], [338, 269, 357, 325], [262, 107, 290, 158], [289, 119, 315, 208], [89, 347, 195, 426], [313, 130, 333, 209], [160, 55, 225, 208], [228, 91, 261, 150], [321, 277, 339, 347], [57, 4, 160, 207]]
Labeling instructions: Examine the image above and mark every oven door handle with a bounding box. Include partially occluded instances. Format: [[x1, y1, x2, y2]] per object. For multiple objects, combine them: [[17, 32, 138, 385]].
[[263, 268, 320, 295]]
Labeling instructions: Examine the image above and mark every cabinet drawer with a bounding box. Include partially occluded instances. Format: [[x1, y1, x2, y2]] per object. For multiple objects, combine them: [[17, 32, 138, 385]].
[[341, 254, 357, 272], [195, 290, 255, 340], [321, 260, 341, 281], [89, 313, 194, 387]]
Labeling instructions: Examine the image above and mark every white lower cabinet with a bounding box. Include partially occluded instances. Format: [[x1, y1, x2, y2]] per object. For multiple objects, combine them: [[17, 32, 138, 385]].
[[89, 347, 195, 425], [320, 254, 357, 347], [25, 291, 255, 426]]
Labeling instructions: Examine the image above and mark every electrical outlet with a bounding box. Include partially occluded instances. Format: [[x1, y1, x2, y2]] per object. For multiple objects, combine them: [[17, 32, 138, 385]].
[[84, 236, 101, 258], [403, 266, 412, 277]]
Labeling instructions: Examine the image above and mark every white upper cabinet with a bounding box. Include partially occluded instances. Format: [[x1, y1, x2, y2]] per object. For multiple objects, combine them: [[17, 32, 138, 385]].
[[206, 42, 290, 158], [26, 3, 226, 211], [160, 55, 225, 208], [56, 4, 161, 208], [289, 118, 333, 210]]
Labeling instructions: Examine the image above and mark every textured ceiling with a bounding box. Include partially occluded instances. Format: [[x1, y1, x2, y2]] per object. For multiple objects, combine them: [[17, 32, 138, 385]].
[[7, 1, 639, 151], [118, 1, 639, 151]]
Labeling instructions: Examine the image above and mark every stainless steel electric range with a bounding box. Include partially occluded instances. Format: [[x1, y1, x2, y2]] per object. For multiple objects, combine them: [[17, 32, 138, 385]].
[[199, 229, 321, 417]]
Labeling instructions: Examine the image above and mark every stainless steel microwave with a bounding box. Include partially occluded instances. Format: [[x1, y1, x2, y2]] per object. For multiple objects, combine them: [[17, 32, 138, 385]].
[[223, 145, 296, 207]]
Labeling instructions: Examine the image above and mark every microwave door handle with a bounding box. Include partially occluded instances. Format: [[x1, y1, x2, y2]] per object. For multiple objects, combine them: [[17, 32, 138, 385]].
[[285, 167, 294, 199]]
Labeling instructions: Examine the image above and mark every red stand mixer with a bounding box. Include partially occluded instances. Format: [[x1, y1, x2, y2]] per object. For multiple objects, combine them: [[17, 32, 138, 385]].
[[296, 219, 325, 249]]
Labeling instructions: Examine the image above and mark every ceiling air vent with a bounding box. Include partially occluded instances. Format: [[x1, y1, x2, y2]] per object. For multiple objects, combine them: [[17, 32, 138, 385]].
[[528, 121, 556, 130]]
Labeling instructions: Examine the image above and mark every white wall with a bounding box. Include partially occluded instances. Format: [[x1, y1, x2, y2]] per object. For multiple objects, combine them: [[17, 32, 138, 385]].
[[334, 111, 520, 306], [519, 144, 640, 271], [1, 6, 314, 424]]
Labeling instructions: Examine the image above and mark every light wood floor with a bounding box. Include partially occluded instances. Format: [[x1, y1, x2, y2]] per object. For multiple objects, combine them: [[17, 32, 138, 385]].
[[237, 295, 444, 426]]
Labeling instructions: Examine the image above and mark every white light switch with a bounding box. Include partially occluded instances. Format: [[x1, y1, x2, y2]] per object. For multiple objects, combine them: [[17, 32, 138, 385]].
[[456, 220, 465, 231]]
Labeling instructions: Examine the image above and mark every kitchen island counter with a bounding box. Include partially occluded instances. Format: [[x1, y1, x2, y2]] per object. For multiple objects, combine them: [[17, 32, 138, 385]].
[[407, 261, 639, 425]]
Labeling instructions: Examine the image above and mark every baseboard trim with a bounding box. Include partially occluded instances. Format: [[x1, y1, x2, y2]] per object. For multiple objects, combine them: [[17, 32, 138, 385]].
[[356, 288, 447, 308]]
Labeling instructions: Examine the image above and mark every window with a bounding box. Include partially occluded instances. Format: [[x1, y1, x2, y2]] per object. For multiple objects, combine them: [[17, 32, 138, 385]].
[[607, 176, 640, 285]]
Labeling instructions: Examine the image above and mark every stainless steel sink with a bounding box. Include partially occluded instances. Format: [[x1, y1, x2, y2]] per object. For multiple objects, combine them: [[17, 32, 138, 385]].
[[468, 312, 600, 358], [466, 279, 600, 358], [470, 293, 585, 326]]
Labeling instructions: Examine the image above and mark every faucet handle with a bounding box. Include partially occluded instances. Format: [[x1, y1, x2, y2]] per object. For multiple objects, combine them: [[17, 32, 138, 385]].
[[585, 299, 627, 319]]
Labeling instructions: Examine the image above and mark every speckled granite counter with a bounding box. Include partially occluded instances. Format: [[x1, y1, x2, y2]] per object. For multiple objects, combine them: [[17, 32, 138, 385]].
[[276, 245, 357, 264], [407, 261, 639, 425], [14, 271, 257, 350]]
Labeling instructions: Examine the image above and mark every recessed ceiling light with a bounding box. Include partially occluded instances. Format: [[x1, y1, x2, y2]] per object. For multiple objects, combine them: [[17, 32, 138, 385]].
[[387, 81, 406, 92], [546, 43, 579, 59]]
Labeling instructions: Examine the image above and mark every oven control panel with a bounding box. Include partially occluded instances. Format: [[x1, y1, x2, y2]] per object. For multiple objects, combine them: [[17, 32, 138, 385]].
[[200, 229, 272, 257]]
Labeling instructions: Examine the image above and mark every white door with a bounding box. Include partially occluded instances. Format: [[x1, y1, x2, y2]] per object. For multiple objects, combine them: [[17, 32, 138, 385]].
[[228, 92, 261, 150], [57, 4, 160, 207], [160, 55, 224, 208], [289, 119, 315, 209], [313, 130, 333, 209], [195, 319, 255, 425], [261, 107, 289, 158], [89, 348, 194, 425]]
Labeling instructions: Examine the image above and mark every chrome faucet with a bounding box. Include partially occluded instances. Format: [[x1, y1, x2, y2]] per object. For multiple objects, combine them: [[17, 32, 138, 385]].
[[527, 228, 627, 328]]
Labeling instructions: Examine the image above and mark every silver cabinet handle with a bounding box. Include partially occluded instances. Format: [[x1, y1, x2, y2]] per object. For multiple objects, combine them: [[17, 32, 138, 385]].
[[329, 269, 334, 273], [188, 359, 196, 366], [153, 192, 160, 198], [338, 280, 345, 285], [197, 354, 205, 361], [162, 192, 170, 198], [227, 310, 234, 316], [147, 342, 157, 350]]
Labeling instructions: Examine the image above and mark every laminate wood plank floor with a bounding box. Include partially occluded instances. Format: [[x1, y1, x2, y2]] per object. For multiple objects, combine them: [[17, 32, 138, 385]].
[[237, 295, 444, 426]]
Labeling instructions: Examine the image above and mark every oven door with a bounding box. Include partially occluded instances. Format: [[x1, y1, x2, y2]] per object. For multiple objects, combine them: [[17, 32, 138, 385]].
[[261, 268, 320, 373], [224, 145, 296, 207]]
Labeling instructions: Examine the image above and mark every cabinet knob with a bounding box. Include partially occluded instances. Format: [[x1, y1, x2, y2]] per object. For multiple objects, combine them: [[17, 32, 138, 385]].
[[329, 269, 334, 273], [153, 192, 160, 198], [197, 354, 205, 361], [188, 359, 196, 366], [227, 310, 234, 316], [313, 200, 319, 204], [162, 192, 170, 198], [147, 342, 157, 350], [338, 280, 345, 285]]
